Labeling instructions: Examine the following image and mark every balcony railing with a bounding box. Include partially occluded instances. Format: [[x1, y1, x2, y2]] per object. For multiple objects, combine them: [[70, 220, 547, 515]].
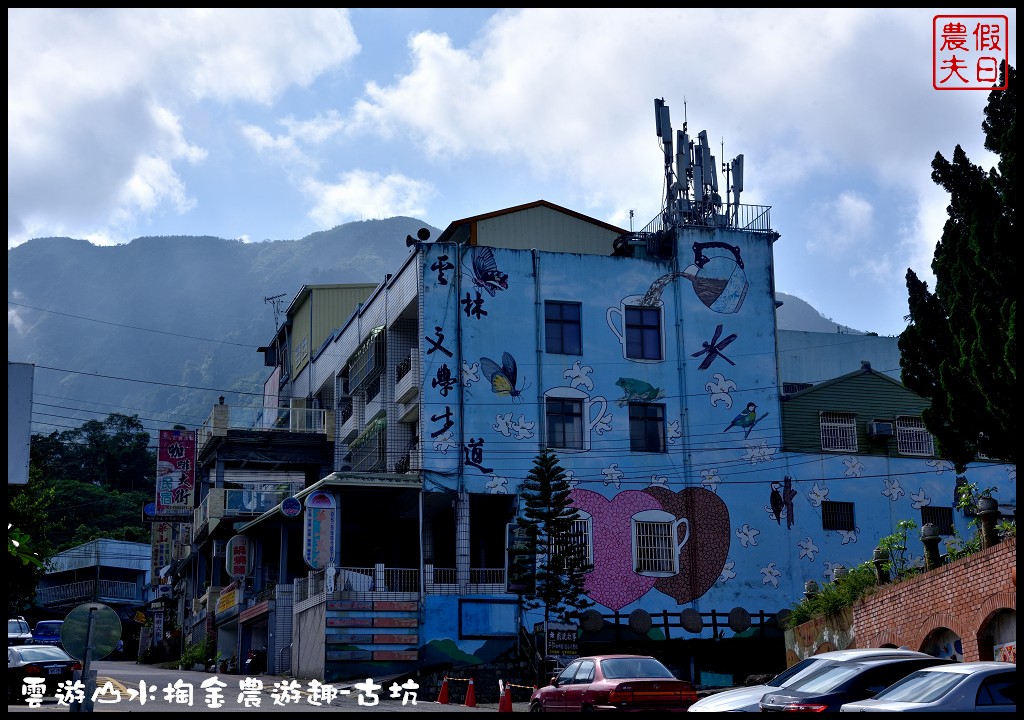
[[198, 404, 329, 448], [37, 579, 141, 606]]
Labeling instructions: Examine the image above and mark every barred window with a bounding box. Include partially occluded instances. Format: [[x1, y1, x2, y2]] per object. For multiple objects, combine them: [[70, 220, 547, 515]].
[[896, 416, 935, 456], [631, 510, 681, 576], [822, 500, 856, 531], [921, 506, 954, 536], [552, 513, 593, 569], [820, 412, 857, 452]]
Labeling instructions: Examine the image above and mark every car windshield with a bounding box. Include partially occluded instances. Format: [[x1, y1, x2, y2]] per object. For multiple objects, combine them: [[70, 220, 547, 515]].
[[9, 620, 30, 633], [781, 662, 863, 693], [767, 657, 821, 687], [870, 670, 962, 703], [601, 658, 674, 679], [35, 623, 62, 635], [17, 646, 71, 662]]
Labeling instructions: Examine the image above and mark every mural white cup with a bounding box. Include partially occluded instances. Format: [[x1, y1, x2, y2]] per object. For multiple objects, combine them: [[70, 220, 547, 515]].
[[543, 386, 608, 452], [631, 509, 690, 578], [606, 294, 665, 362]]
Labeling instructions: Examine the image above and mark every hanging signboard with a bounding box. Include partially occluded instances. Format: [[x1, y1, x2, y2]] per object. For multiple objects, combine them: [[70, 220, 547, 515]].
[[155, 429, 196, 518], [303, 491, 337, 569], [225, 535, 253, 579]]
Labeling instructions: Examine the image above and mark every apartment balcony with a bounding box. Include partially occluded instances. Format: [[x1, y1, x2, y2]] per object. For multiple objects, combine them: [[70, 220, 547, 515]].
[[338, 400, 357, 443], [197, 403, 330, 450], [37, 579, 142, 607], [193, 487, 297, 541]]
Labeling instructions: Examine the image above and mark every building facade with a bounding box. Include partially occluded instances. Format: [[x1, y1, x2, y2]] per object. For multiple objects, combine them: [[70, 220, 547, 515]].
[[179, 105, 1016, 686]]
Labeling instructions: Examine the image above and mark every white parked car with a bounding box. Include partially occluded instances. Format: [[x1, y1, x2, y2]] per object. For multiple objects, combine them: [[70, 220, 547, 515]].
[[689, 648, 936, 712], [839, 661, 1016, 712]]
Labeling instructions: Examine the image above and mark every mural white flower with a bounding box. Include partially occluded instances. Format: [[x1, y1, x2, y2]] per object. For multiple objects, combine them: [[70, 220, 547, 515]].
[[910, 488, 931, 509], [842, 456, 865, 477], [718, 558, 736, 583], [798, 536, 819, 561], [761, 562, 781, 588], [736, 524, 760, 548], [882, 477, 905, 502], [700, 468, 722, 492], [486, 475, 508, 494], [601, 464, 623, 489], [563, 360, 594, 390], [808, 482, 829, 507]]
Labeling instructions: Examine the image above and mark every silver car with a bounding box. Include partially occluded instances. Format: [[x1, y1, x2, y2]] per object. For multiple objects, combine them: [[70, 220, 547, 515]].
[[689, 649, 937, 712], [839, 661, 1016, 712]]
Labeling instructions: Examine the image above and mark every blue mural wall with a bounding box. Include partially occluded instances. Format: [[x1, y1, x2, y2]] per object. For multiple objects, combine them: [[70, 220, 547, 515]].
[[416, 233, 1016, 644]]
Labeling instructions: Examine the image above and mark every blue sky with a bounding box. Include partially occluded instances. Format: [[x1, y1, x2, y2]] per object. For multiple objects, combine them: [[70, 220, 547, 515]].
[[8, 8, 1016, 336]]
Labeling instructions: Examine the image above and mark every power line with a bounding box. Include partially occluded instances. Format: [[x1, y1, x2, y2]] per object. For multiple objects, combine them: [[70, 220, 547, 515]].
[[8, 301, 258, 347]]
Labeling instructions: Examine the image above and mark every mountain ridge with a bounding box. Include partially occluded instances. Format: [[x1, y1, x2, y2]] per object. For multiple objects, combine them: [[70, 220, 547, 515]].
[[8, 220, 864, 438]]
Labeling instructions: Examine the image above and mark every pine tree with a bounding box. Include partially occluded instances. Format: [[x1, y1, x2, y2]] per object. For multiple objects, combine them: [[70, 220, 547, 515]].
[[899, 62, 1016, 470], [513, 448, 593, 625]]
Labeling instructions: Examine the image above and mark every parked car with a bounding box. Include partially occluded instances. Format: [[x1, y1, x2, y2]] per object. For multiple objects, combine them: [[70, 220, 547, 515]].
[[758, 654, 954, 712], [7, 644, 82, 703], [689, 648, 938, 712], [30, 620, 64, 648], [7, 617, 33, 646], [529, 654, 697, 712], [839, 661, 1017, 712]]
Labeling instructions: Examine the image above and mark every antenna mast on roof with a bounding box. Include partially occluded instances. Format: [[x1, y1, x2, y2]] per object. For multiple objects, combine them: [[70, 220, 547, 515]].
[[264, 293, 287, 332]]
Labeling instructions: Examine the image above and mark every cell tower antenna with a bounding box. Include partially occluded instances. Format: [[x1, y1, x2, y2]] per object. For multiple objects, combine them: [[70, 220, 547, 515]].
[[264, 293, 287, 331]]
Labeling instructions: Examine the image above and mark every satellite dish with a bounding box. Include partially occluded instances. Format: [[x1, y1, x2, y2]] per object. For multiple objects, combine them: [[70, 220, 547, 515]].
[[62, 602, 121, 662]]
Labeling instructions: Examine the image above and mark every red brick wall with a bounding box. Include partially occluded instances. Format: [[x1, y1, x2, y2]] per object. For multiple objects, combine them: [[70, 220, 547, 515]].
[[853, 538, 1016, 661]]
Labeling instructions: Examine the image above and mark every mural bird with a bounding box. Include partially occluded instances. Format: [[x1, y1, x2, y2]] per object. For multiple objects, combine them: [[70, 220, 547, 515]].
[[769, 481, 784, 525], [723, 402, 768, 439]]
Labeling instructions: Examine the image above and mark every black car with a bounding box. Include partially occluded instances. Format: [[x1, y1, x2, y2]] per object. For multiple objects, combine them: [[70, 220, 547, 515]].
[[7, 645, 82, 703], [7, 617, 33, 646], [758, 654, 954, 712]]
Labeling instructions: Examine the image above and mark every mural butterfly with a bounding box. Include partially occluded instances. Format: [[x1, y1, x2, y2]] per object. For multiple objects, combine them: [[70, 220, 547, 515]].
[[468, 247, 509, 297], [480, 351, 528, 402]]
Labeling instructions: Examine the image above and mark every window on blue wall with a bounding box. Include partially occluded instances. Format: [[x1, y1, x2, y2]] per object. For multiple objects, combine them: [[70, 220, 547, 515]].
[[545, 301, 582, 355], [629, 403, 666, 452], [921, 506, 954, 535], [625, 305, 662, 360], [546, 397, 583, 450], [821, 500, 856, 531]]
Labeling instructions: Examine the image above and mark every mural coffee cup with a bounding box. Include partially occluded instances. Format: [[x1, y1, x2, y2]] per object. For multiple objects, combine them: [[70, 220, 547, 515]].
[[543, 386, 608, 452], [631, 508, 690, 578], [606, 294, 665, 362]]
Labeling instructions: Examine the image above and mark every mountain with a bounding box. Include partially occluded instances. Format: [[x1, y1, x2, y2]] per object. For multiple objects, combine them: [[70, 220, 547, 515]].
[[8, 220, 862, 439], [8, 218, 439, 436]]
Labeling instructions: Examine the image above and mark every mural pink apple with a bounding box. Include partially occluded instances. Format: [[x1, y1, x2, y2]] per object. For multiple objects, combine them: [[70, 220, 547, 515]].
[[571, 489, 660, 610]]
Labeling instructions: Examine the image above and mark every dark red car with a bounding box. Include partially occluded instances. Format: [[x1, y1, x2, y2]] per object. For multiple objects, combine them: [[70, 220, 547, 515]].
[[529, 654, 696, 712]]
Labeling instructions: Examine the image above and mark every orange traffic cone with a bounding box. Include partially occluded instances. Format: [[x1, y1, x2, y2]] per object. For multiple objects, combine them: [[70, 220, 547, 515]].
[[465, 678, 477, 708], [498, 684, 513, 712], [436, 676, 450, 704]]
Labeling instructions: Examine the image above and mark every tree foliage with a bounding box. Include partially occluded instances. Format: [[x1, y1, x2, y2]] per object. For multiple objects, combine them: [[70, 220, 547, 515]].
[[6, 413, 156, 613], [899, 62, 1016, 471], [514, 448, 593, 624]]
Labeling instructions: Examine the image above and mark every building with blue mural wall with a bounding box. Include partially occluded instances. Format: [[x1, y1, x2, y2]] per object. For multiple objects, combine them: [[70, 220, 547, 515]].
[[228, 102, 1014, 686]]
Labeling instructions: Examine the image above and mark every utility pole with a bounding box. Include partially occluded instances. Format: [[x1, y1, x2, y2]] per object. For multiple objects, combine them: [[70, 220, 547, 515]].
[[264, 294, 286, 332]]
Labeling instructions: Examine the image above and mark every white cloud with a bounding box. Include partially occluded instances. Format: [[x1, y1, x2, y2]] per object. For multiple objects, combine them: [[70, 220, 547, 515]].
[[302, 171, 437, 227]]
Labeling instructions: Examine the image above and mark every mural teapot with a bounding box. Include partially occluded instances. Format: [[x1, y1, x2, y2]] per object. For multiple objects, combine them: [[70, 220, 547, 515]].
[[682, 241, 749, 314]]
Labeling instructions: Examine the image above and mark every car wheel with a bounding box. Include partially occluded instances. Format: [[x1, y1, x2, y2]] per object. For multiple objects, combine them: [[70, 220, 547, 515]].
[[581, 705, 594, 713], [530, 701, 544, 712]]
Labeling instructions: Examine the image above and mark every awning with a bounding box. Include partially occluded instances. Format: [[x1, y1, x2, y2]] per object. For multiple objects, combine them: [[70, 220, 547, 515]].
[[235, 471, 423, 534]]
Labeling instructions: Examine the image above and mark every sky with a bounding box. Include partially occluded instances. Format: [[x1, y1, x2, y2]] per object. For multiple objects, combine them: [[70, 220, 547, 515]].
[[8, 8, 1016, 337]]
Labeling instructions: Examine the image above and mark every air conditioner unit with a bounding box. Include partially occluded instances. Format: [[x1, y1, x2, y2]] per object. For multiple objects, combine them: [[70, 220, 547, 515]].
[[867, 421, 894, 439]]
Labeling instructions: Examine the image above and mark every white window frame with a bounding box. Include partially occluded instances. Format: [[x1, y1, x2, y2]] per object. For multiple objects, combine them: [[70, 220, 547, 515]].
[[896, 415, 935, 456], [820, 411, 857, 452], [631, 510, 677, 577]]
